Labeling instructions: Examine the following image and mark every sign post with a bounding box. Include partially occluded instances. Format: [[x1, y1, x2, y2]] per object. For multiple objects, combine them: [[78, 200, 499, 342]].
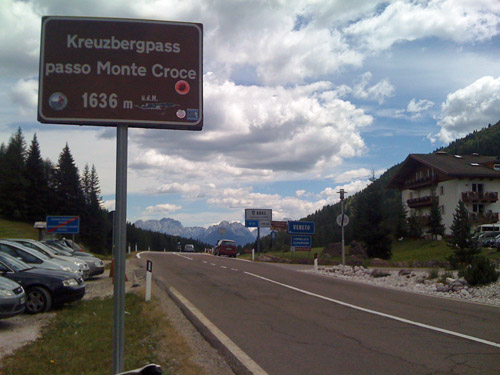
[[245, 209, 272, 255], [337, 189, 348, 266], [145, 260, 152, 302], [38, 16, 203, 374]]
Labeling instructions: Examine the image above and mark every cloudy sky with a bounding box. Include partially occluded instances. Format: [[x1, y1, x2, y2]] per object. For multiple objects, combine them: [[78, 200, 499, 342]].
[[1, 0, 500, 227]]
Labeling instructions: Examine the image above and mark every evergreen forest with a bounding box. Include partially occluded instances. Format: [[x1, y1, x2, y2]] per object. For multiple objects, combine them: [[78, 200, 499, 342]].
[[0, 128, 209, 254]]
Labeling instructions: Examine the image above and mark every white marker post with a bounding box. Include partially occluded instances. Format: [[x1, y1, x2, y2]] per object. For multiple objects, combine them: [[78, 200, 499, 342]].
[[145, 260, 152, 302]]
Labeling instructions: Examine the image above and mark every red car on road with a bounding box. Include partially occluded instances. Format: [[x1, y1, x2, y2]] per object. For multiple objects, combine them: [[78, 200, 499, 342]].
[[214, 240, 237, 257]]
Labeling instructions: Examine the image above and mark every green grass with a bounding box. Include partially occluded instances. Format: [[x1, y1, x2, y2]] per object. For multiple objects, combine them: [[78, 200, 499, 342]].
[[0, 217, 38, 239], [242, 239, 499, 267], [390, 239, 452, 263], [0, 294, 204, 375]]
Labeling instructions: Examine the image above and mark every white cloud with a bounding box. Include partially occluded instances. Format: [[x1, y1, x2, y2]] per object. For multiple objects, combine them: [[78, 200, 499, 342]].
[[352, 72, 394, 104], [395, 98, 435, 120], [330, 168, 372, 183], [435, 75, 500, 143], [144, 203, 182, 215], [128, 75, 372, 187], [0, 0, 40, 76], [407, 98, 435, 114], [155, 182, 207, 199], [102, 199, 115, 211], [345, 0, 500, 51], [8, 79, 38, 117], [206, 187, 328, 222]]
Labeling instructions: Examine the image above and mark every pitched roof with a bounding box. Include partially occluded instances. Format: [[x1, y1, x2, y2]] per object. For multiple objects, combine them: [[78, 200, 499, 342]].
[[387, 153, 500, 189]]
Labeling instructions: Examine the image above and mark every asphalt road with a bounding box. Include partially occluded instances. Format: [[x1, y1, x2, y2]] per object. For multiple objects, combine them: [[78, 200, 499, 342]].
[[143, 252, 500, 375]]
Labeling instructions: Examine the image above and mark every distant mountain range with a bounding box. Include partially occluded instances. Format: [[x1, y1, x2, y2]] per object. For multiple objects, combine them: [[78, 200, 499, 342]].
[[133, 218, 258, 246]]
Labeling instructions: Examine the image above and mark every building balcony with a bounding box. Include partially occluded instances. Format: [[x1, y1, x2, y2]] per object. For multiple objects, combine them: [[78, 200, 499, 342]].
[[404, 175, 438, 190], [462, 191, 498, 203], [469, 212, 499, 224], [407, 195, 436, 208]]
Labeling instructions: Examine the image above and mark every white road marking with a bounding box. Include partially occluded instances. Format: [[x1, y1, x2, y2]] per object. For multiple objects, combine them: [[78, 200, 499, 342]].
[[174, 253, 193, 261], [231, 268, 239, 271], [245, 272, 500, 349], [221, 266, 227, 269], [170, 287, 269, 375]]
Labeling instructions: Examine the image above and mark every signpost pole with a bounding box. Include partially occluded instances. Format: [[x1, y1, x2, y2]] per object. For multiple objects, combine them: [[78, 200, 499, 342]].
[[338, 189, 346, 266], [113, 124, 128, 374]]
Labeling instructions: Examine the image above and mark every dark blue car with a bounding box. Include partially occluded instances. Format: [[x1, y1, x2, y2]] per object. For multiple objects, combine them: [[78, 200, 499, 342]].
[[0, 252, 85, 314]]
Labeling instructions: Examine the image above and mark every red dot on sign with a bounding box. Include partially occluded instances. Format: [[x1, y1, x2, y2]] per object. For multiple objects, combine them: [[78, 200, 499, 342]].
[[175, 80, 190, 95]]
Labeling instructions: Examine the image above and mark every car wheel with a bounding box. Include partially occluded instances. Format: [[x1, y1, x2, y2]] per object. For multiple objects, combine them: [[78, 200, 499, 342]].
[[26, 286, 52, 314]]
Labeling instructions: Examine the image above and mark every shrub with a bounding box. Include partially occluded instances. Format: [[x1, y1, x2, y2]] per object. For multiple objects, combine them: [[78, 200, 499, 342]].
[[427, 268, 439, 280], [460, 256, 499, 286]]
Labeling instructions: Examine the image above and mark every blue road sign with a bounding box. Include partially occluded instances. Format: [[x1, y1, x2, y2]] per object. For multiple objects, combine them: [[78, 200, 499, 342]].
[[291, 235, 312, 247], [245, 219, 259, 228], [46, 216, 80, 234], [287, 221, 315, 235]]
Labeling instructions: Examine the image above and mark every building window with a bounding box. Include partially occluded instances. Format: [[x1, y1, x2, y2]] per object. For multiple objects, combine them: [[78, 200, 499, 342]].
[[473, 204, 484, 214], [439, 186, 444, 195], [472, 183, 483, 193], [440, 205, 445, 215]]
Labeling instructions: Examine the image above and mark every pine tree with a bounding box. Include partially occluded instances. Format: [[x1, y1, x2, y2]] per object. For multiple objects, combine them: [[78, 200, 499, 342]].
[[0, 128, 27, 219], [447, 201, 480, 267], [353, 178, 392, 259], [427, 192, 445, 239], [54, 144, 85, 215], [80, 164, 109, 253], [25, 134, 50, 220]]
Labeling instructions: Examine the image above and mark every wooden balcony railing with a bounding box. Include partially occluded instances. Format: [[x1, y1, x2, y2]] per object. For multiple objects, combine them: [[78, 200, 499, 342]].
[[407, 195, 435, 208], [462, 191, 498, 203]]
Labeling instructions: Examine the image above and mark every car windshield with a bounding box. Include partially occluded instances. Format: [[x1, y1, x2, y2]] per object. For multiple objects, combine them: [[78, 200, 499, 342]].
[[21, 240, 58, 255], [0, 252, 32, 272], [20, 246, 50, 260]]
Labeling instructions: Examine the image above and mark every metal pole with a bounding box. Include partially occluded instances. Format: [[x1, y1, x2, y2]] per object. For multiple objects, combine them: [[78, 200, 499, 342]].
[[341, 198, 345, 266], [257, 227, 260, 254], [113, 124, 128, 374], [338, 188, 346, 267]]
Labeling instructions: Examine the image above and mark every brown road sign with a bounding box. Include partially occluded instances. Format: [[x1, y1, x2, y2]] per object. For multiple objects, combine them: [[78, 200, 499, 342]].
[[38, 16, 203, 130], [271, 220, 288, 231]]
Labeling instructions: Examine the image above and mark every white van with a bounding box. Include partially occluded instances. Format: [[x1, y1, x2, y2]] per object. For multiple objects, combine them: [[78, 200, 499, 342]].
[[183, 244, 195, 252], [474, 224, 500, 234]]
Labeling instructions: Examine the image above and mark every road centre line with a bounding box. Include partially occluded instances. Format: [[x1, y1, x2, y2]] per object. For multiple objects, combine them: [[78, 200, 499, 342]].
[[244, 272, 500, 349], [169, 287, 269, 375], [221, 266, 227, 269], [174, 253, 193, 261]]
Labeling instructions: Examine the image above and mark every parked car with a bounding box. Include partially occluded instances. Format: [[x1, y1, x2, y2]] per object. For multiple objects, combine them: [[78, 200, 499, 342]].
[[478, 232, 498, 247], [0, 240, 81, 276], [495, 233, 500, 248], [0, 252, 85, 314], [214, 239, 237, 257], [42, 240, 105, 277], [183, 244, 195, 252], [0, 275, 25, 319], [7, 239, 90, 279]]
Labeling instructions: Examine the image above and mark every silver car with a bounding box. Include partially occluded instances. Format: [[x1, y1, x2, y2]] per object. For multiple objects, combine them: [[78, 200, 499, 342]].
[[0, 240, 81, 276], [42, 240, 105, 277], [0, 275, 26, 318], [8, 239, 90, 279]]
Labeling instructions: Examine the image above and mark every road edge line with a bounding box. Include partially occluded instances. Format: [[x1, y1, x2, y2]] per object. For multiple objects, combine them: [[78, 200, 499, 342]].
[[245, 271, 500, 349], [167, 286, 269, 375]]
